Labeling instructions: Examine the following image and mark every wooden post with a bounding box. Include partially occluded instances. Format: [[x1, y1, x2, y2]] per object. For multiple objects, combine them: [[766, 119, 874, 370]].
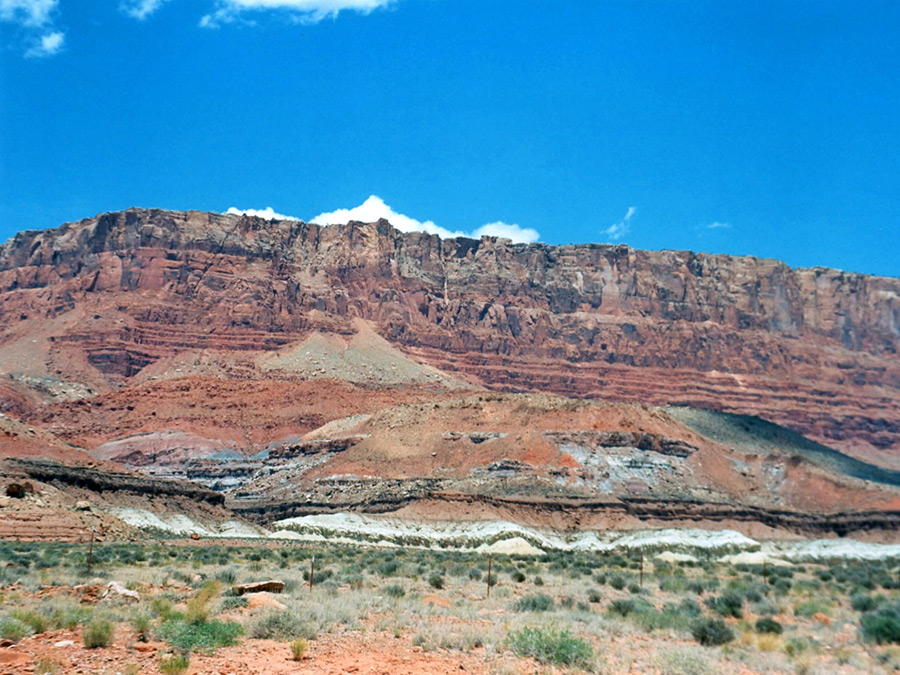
[[309, 556, 315, 591], [639, 549, 643, 588], [87, 527, 95, 576], [763, 560, 768, 585], [486, 554, 493, 599]]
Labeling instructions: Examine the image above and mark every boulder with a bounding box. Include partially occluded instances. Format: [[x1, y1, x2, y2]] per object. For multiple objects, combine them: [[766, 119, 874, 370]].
[[233, 580, 285, 595], [100, 581, 140, 603]]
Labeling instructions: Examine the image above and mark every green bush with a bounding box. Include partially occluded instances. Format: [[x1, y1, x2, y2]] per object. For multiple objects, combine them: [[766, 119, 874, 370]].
[[755, 617, 783, 635], [609, 575, 626, 591], [513, 594, 555, 612], [508, 626, 593, 668], [851, 593, 878, 612], [159, 618, 243, 652], [0, 618, 30, 642], [705, 592, 743, 619], [384, 584, 406, 598], [587, 588, 602, 603], [428, 573, 444, 590], [691, 618, 734, 646], [860, 602, 900, 644], [793, 600, 828, 618], [10, 609, 48, 635], [83, 619, 115, 648]]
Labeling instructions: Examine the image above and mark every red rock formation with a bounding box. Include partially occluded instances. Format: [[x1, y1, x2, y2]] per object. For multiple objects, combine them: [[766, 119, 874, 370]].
[[0, 208, 898, 461]]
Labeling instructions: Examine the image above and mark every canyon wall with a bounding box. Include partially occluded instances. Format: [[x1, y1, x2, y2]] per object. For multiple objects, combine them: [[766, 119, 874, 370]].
[[1, 208, 898, 459]]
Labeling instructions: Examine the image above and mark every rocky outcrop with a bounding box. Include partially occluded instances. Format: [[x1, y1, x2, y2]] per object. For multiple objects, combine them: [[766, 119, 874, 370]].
[[7, 458, 225, 506], [1, 208, 898, 459]]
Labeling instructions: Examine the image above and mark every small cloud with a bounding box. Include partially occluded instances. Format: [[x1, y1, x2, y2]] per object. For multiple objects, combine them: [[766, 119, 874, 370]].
[[604, 206, 636, 241], [120, 0, 171, 20], [472, 221, 540, 244], [0, 0, 57, 26], [226, 206, 299, 221], [310, 195, 541, 244], [24, 29, 64, 57], [705, 221, 731, 230], [2, 0, 64, 57], [200, 0, 396, 28]]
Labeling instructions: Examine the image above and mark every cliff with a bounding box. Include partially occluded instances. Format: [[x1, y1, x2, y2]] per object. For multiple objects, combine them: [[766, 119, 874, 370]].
[[1, 208, 898, 462]]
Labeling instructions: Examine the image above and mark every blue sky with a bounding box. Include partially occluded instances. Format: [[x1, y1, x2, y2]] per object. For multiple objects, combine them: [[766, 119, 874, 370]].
[[2, 0, 899, 276]]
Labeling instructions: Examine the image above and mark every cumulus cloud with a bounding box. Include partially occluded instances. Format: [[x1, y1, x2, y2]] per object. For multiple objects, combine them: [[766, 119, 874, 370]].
[[199, 0, 395, 27], [1, 0, 65, 57], [0, 0, 56, 26], [705, 221, 731, 230], [120, 0, 172, 20], [24, 29, 63, 56], [226, 206, 300, 220], [604, 206, 636, 241], [310, 195, 541, 244]]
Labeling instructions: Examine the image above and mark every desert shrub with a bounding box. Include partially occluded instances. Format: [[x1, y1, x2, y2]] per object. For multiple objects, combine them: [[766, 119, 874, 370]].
[[290, 637, 308, 660], [587, 588, 602, 603], [609, 575, 626, 591], [560, 595, 575, 609], [0, 617, 30, 642], [508, 626, 593, 668], [215, 568, 237, 585], [755, 617, 783, 635], [691, 617, 734, 646], [511, 570, 526, 583], [220, 596, 248, 611], [860, 602, 900, 644], [705, 592, 743, 619], [514, 594, 555, 612], [628, 583, 642, 594], [377, 560, 400, 576], [10, 609, 48, 634], [686, 580, 706, 595], [159, 654, 190, 675], [533, 576, 544, 586], [793, 600, 828, 618], [248, 609, 314, 641], [608, 599, 639, 617], [186, 581, 222, 624], [428, 573, 444, 590], [83, 618, 115, 648], [468, 568, 482, 581], [655, 647, 716, 675], [159, 618, 243, 652], [851, 593, 878, 612], [131, 614, 152, 642], [384, 584, 406, 598]]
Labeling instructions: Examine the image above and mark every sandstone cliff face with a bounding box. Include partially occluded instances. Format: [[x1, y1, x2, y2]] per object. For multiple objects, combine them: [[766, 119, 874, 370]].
[[1, 208, 898, 459]]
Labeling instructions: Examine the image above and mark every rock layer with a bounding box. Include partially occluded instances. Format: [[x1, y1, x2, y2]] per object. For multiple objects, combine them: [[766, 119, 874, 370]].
[[1, 208, 898, 461]]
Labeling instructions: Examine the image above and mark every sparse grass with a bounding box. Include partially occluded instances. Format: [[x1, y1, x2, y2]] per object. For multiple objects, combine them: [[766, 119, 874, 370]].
[[158, 617, 243, 652], [159, 653, 190, 675], [291, 636, 308, 660]]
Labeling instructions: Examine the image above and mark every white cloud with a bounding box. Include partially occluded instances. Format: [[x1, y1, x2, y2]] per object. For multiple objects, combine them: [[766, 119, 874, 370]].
[[2, 0, 65, 57], [0, 0, 56, 26], [705, 221, 731, 230], [200, 0, 395, 27], [226, 206, 300, 220], [604, 206, 636, 241], [121, 0, 172, 20], [310, 195, 541, 244], [472, 221, 540, 244], [24, 29, 63, 56]]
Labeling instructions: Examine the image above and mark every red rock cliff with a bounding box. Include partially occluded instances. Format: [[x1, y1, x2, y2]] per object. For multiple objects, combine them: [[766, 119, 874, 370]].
[[1, 208, 898, 460]]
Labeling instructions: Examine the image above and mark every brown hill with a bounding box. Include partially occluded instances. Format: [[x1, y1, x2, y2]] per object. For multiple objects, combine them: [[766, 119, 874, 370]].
[[1, 207, 897, 467]]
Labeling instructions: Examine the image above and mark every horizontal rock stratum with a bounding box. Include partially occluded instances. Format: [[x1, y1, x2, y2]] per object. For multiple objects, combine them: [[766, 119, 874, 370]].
[[0, 208, 898, 464]]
